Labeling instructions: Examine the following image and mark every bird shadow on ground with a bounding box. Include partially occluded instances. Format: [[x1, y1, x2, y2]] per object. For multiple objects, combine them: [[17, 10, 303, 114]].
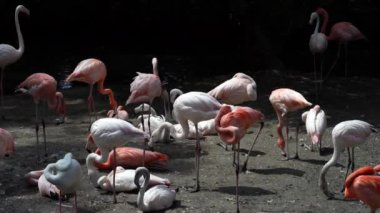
[[239, 149, 266, 157], [248, 167, 305, 177], [216, 186, 275, 196], [295, 158, 328, 166]]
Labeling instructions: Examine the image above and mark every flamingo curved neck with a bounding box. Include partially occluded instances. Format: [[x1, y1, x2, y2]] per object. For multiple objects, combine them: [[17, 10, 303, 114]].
[[313, 15, 320, 34], [135, 168, 150, 211], [86, 151, 110, 187], [319, 147, 340, 197], [15, 7, 25, 55], [318, 9, 329, 34], [170, 89, 183, 103], [97, 79, 117, 110]]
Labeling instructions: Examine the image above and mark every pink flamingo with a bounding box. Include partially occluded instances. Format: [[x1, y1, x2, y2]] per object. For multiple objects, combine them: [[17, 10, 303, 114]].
[[126, 57, 162, 136], [215, 104, 264, 213], [66, 58, 117, 122], [319, 120, 377, 198], [344, 165, 380, 213], [0, 128, 15, 157], [92, 147, 168, 170], [301, 105, 327, 154], [314, 8, 366, 79], [0, 5, 29, 110], [269, 88, 312, 160], [208, 72, 257, 105], [24, 170, 61, 199], [86, 118, 148, 203], [172, 91, 221, 192], [16, 73, 65, 161], [107, 105, 129, 121]]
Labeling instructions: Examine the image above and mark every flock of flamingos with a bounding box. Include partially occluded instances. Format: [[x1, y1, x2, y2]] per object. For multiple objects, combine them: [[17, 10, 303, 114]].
[[0, 4, 378, 213]]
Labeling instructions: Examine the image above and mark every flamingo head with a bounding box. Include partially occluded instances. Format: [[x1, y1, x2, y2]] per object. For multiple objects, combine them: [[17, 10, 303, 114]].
[[309, 12, 318, 25], [315, 8, 328, 17], [313, 105, 321, 112], [17, 5, 30, 16]]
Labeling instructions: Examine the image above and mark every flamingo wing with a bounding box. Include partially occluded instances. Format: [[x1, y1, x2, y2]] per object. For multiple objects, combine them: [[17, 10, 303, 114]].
[[144, 185, 176, 211]]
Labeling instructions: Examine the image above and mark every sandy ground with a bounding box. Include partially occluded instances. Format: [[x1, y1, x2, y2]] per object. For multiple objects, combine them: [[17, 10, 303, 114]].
[[0, 71, 379, 213]]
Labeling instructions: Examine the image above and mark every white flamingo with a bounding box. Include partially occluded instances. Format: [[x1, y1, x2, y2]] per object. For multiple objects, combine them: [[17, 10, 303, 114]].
[[319, 120, 377, 198], [301, 105, 327, 153], [44, 153, 82, 213], [134, 103, 157, 116], [0, 5, 29, 108], [134, 167, 176, 212]]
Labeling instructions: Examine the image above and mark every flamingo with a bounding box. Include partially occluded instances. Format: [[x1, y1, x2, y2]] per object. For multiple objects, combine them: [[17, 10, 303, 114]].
[[314, 8, 366, 79], [215, 104, 264, 212], [134, 103, 157, 116], [107, 105, 129, 121], [66, 58, 117, 123], [137, 114, 166, 135], [344, 165, 380, 213], [15, 73, 65, 162], [93, 147, 168, 170], [319, 120, 377, 198], [208, 72, 257, 105], [44, 153, 82, 213], [126, 57, 162, 136], [0, 128, 15, 157], [269, 88, 312, 160], [172, 91, 221, 192], [86, 117, 148, 203], [24, 170, 61, 199], [170, 88, 184, 104], [134, 167, 176, 212], [301, 105, 327, 154], [0, 5, 29, 110]]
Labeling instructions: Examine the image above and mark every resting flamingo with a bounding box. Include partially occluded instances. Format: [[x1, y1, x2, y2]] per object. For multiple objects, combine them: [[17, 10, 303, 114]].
[[134, 167, 176, 212], [208, 72, 257, 105], [0, 128, 15, 157], [107, 105, 129, 121], [0, 5, 29, 111], [319, 120, 377, 198], [16, 73, 65, 162], [215, 104, 264, 212], [301, 105, 327, 154], [66, 58, 117, 123], [172, 91, 221, 192], [86, 118, 148, 203], [344, 165, 380, 213], [44, 153, 82, 213], [24, 170, 61, 199], [314, 8, 366, 79], [269, 88, 312, 160]]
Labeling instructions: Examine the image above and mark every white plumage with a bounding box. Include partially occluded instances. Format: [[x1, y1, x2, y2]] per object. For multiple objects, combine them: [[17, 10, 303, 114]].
[[302, 105, 327, 152]]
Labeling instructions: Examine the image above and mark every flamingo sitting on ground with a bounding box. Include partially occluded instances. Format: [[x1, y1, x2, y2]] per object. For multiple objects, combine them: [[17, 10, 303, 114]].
[[344, 165, 380, 213], [319, 120, 377, 198], [269, 88, 312, 160], [44, 153, 82, 213], [93, 147, 168, 170], [134, 167, 176, 212], [66, 58, 117, 123], [208, 72, 257, 105], [0, 5, 29, 110], [86, 117, 148, 203], [314, 8, 366, 79], [172, 91, 221, 192], [215, 104, 264, 213], [301, 105, 327, 154], [15, 73, 65, 162], [0, 128, 15, 157], [24, 170, 61, 199], [107, 105, 129, 121]]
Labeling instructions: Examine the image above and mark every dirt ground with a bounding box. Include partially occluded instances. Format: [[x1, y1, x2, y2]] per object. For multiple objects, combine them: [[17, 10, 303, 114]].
[[0, 70, 379, 213]]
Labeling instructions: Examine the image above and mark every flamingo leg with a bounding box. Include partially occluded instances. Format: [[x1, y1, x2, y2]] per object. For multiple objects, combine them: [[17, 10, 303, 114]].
[[341, 147, 352, 192], [235, 141, 240, 213], [113, 147, 117, 204], [242, 122, 264, 172], [74, 191, 77, 213], [313, 55, 319, 102], [325, 42, 342, 81], [141, 103, 146, 167], [35, 103, 40, 164], [232, 144, 236, 167], [42, 118, 47, 157], [148, 104, 152, 137], [284, 125, 289, 161], [189, 124, 200, 192], [58, 191, 62, 213], [351, 147, 355, 172], [87, 84, 94, 123], [344, 42, 348, 79], [320, 54, 325, 89]]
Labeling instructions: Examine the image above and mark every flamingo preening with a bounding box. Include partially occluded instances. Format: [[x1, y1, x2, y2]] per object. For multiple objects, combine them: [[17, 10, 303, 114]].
[[301, 105, 327, 154]]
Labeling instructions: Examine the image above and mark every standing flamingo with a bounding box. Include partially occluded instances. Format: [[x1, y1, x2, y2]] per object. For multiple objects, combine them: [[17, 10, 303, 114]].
[[208, 72, 257, 105], [314, 8, 366, 79], [134, 167, 176, 212], [344, 165, 380, 213], [24, 170, 61, 199], [301, 105, 327, 154], [44, 153, 82, 213], [15, 73, 65, 162], [86, 117, 148, 203], [319, 120, 377, 198], [215, 104, 264, 213], [172, 91, 221, 192], [269, 88, 312, 160], [0, 5, 29, 111], [0, 128, 15, 157], [66, 58, 117, 123]]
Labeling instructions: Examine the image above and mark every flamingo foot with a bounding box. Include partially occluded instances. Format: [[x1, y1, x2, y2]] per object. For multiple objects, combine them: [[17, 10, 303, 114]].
[[280, 152, 289, 161]]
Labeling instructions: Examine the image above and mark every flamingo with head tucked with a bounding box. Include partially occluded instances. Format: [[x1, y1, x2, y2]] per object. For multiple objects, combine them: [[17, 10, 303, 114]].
[[24, 170, 61, 199], [66, 58, 117, 123], [107, 105, 129, 121], [0, 128, 15, 157], [319, 120, 377, 198], [44, 153, 82, 213], [0, 5, 29, 110], [215, 104, 264, 212], [269, 88, 312, 160], [15, 73, 65, 162], [301, 105, 327, 154]]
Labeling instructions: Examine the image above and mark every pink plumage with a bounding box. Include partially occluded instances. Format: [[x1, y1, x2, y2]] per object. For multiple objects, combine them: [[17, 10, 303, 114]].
[[0, 128, 15, 157]]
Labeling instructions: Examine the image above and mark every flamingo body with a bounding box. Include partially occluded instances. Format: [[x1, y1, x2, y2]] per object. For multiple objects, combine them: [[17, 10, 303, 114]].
[[107, 105, 129, 121], [24, 170, 61, 199], [0, 128, 15, 157], [302, 105, 327, 151]]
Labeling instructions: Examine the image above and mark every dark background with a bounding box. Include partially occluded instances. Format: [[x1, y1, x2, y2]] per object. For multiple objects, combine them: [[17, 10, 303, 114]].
[[0, 0, 379, 91]]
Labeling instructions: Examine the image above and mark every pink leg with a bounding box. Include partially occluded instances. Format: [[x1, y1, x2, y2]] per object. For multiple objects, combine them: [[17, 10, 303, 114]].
[[235, 141, 240, 213], [35, 103, 40, 165], [88, 85, 95, 123]]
